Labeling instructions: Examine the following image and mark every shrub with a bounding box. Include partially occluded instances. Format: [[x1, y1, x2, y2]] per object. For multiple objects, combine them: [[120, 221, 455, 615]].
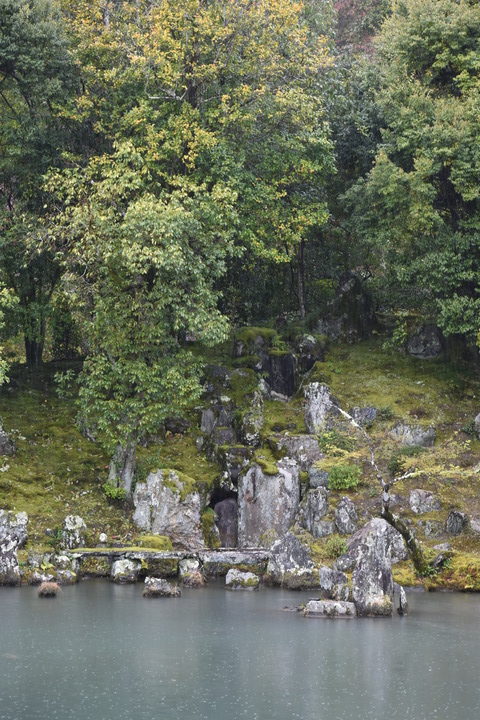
[[102, 483, 127, 503], [328, 464, 361, 490], [387, 445, 424, 477], [325, 535, 348, 559], [318, 430, 355, 455]]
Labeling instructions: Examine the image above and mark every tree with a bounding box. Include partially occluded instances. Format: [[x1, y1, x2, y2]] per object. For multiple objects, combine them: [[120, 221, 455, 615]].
[[0, 0, 76, 365], [47, 0, 334, 492], [345, 0, 480, 349]]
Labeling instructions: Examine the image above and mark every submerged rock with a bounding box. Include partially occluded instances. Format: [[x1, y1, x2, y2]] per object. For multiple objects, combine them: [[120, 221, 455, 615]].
[[238, 459, 300, 548], [38, 581, 60, 598], [61, 515, 86, 550], [0, 510, 28, 585], [303, 600, 356, 618], [133, 469, 204, 549], [225, 568, 260, 590], [143, 577, 181, 598], [393, 583, 408, 616]]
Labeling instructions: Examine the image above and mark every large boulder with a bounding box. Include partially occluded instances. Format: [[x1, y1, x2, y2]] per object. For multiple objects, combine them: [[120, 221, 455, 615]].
[[297, 488, 329, 538], [303, 599, 356, 618], [347, 519, 401, 616], [350, 407, 377, 428], [0, 510, 28, 585], [111, 558, 141, 584], [238, 459, 300, 548], [143, 577, 181, 598], [335, 497, 358, 535], [446, 510, 468, 535], [133, 470, 204, 549], [265, 532, 317, 589], [268, 434, 323, 471], [0, 426, 15, 456], [213, 498, 238, 548], [61, 515, 86, 550], [304, 383, 339, 434], [308, 466, 329, 489], [390, 424, 435, 447], [335, 518, 407, 572], [409, 489, 441, 515], [218, 446, 252, 483], [318, 566, 350, 601], [406, 325, 442, 359], [240, 389, 264, 447], [225, 568, 259, 591], [296, 334, 326, 373], [474, 413, 480, 440]]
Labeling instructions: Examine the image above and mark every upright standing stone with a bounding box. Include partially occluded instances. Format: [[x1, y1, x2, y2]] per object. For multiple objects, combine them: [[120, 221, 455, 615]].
[[61, 515, 87, 550], [0, 510, 28, 585]]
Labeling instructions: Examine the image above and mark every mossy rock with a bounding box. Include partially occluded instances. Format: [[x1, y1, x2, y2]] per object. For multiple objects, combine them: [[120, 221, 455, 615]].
[[79, 555, 111, 578], [135, 535, 173, 551], [140, 557, 179, 578], [253, 448, 279, 476], [201, 508, 221, 549]]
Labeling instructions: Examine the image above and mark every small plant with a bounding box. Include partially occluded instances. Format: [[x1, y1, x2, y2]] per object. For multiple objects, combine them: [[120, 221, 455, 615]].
[[461, 420, 476, 436], [388, 445, 424, 477], [102, 483, 127, 503], [325, 535, 348, 559], [328, 464, 361, 490], [377, 406, 394, 421], [46, 527, 63, 551], [318, 430, 355, 455]]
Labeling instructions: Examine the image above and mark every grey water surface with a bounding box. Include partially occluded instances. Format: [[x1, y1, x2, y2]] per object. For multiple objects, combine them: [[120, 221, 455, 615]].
[[1, 582, 479, 720]]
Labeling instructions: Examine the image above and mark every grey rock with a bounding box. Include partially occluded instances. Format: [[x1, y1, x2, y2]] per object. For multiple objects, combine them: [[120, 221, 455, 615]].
[[219, 446, 252, 483], [393, 583, 408, 615], [0, 510, 28, 585], [418, 520, 443, 538], [297, 488, 329, 538], [296, 334, 326, 373], [446, 510, 468, 535], [0, 426, 15, 456], [211, 426, 236, 446], [199, 550, 269, 577], [111, 558, 141, 584], [133, 469, 204, 549], [335, 497, 358, 535], [351, 519, 396, 617], [433, 543, 451, 552], [350, 406, 378, 428], [143, 577, 181, 598], [304, 383, 339, 434], [238, 459, 300, 548], [266, 532, 317, 589], [262, 352, 297, 397], [269, 434, 323, 471], [475, 413, 480, 439], [303, 600, 356, 618], [225, 568, 259, 590], [390, 424, 435, 447], [179, 558, 205, 586], [469, 517, 480, 534], [406, 325, 442, 359], [240, 390, 264, 447], [61, 515, 86, 550], [335, 518, 407, 572], [409, 489, 441, 515], [214, 498, 238, 548], [308, 467, 329, 489], [314, 520, 336, 537], [318, 566, 350, 601]]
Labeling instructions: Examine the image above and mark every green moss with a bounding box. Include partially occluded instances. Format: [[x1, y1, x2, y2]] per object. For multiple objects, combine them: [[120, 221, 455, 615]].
[[228, 368, 259, 408], [253, 447, 279, 475], [201, 508, 221, 549], [135, 535, 173, 551], [328, 464, 361, 491], [79, 555, 111, 577], [231, 355, 261, 369], [263, 398, 306, 434], [235, 326, 278, 345]]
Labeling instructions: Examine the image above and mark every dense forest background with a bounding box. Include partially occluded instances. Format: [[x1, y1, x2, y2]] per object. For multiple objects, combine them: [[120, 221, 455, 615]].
[[1, 0, 479, 482]]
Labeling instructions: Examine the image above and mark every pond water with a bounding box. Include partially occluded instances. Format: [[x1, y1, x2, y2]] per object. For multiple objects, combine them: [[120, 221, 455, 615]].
[[1, 582, 479, 720]]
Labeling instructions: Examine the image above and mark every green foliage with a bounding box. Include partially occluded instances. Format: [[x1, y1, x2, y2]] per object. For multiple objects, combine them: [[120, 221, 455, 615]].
[[200, 508, 221, 549], [324, 534, 348, 559], [318, 430, 355, 455], [388, 446, 425, 477], [328, 463, 361, 490], [101, 483, 127, 503]]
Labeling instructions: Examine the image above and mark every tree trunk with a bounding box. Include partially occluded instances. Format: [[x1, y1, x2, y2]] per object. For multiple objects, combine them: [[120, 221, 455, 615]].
[[108, 441, 137, 495], [25, 338, 44, 367], [297, 240, 306, 320], [382, 505, 428, 576]]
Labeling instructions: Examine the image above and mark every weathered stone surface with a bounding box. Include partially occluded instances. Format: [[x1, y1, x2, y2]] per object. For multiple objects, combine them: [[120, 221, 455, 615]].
[[240, 390, 264, 447], [335, 518, 407, 572], [296, 334, 326, 373], [475, 413, 480, 439], [470, 517, 480, 534], [409, 489, 441, 515], [303, 600, 356, 618], [390, 424, 436, 447], [269, 434, 323, 471], [308, 467, 329, 489], [318, 566, 350, 601], [418, 520, 443, 538], [211, 426, 237, 446], [350, 519, 396, 617], [297, 488, 329, 538], [335, 497, 358, 535], [179, 558, 205, 587], [214, 498, 238, 548], [393, 583, 408, 615], [61, 515, 86, 550], [446, 510, 468, 535], [350, 406, 377, 427], [133, 469, 204, 549], [0, 510, 28, 585], [304, 383, 338, 434], [111, 558, 141, 584], [143, 577, 181, 598], [266, 532, 317, 589], [199, 550, 269, 577], [225, 568, 259, 590], [238, 459, 300, 548], [314, 520, 336, 538], [219, 446, 252, 483], [0, 426, 15, 456], [263, 353, 297, 397], [200, 400, 234, 436], [406, 325, 442, 359]]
